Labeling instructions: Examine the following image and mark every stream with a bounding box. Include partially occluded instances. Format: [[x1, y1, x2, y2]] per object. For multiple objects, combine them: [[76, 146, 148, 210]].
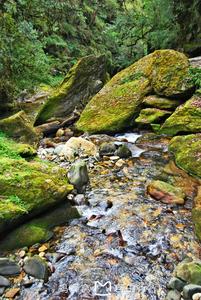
[[16, 132, 200, 300]]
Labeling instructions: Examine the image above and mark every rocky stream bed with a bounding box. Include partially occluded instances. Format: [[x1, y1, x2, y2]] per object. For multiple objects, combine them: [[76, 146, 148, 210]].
[[0, 132, 200, 300]]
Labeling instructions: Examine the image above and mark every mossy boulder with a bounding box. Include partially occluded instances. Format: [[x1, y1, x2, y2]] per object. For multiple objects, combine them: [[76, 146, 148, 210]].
[[135, 108, 171, 124], [174, 259, 201, 285], [0, 111, 40, 147], [160, 96, 201, 135], [192, 186, 201, 241], [77, 50, 193, 133], [0, 156, 73, 234], [169, 134, 201, 178], [0, 202, 79, 250], [35, 55, 106, 125], [143, 95, 180, 110]]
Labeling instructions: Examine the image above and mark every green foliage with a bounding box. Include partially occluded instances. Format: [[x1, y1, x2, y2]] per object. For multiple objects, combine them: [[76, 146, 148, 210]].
[[189, 67, 201, 89], [0, 132, 21, 159]]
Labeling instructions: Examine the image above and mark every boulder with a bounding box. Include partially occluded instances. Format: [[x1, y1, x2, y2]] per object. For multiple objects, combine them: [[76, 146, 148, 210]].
[[77, 50, 193, 133], [192, 186, 201, 241], [160, 96, 201, 135], [60, 137, 97, 161], [68, 160, 89, 193], [174, 259, 201, 285], [169, 134, 201, 178], [0, 111, 40, 147], [147, 180, 185, 204], [135, 108, 171, 124], [143, 95, 180, 110], [35, 55, 106, 125]]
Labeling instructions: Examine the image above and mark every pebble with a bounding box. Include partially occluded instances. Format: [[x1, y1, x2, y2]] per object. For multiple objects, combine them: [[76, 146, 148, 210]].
[[193, 293, 201, 300], [23, 256, 49, 281], [165, 290, 181, 300], [74, 194, 86, 205], [19, 250, 26, 258], [183, 284, 201, 299], [109, 156, 120, 161], [0, 275, 10, 287], [0, 258, 20, 276], [38, 245, 48, 252], [115, 159, 125, 168], [5, 288, 20, 298]]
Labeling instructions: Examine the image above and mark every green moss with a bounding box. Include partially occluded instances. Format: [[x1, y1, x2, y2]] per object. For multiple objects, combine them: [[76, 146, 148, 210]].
[[192, 208, 201, 241], [135, 108, 171, 124], [175, 260, 201, 285], [143, 95, 180, 109], [77, 50, 193, 133], [160, 95, 201, 135], [169, 134, 201, 178]]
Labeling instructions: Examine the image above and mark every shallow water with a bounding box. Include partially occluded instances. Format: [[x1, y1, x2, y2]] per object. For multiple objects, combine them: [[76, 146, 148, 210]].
[[19, 132, 200, 300]]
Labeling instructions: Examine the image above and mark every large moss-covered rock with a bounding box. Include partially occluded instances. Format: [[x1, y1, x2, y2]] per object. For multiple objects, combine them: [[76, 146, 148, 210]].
[[135, 108, 171, 124], [143, 95, 180, 110], [35, 55, 106, 125], [160, 96, 201, 135], [169, 134, 201, 178], [0, 157, 73, 234], [0, 111, 40, 147], [192, 186, 201, 241], [174, 259, 201, 285], [77, 50, 193, 133]]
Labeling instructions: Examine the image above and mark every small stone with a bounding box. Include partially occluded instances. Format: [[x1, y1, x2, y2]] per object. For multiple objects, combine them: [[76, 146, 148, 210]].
[[5, 288, 20, 298], [165, 290, 181, 300], [38, 245, 48, 252], [0, 258, 20, 276], [167, 277, 186, 292], [193, 293, 201, 300], [74, 194, 86, 205], [23, 256, 49, 281], [68, 160, 89, 193], [99, 142, 116, 156], [19, 250, 26, 258], [0, 287, 5, 296], [39, 252, 46, 258], [110, 156, 120, 161], [115, 144, 132, 158], [0, 275, 10, 287], [183, 284, 201, 299], [56, 128, 64, 137], [115, 159, 125, 168]]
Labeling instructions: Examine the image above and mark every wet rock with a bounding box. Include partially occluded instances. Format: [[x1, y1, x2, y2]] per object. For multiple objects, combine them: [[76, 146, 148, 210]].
[[174, 259, 201, 285], [0, 258, 20, 276], [115, 144, 132, 158], [0, 275, 10, 287], [23, 256, 49, 281], [35, 55, 106, 125], [161, 96, 201, 135], [74, 194, 86, 205], [61, 137, 97, 160], [77, 50, 193, 133], [99, 142, 117, 156], [68, 160, 89, 192], [167, 277, 186, 292], [183, 284, 201, 300], [166, 290, 181, 300], [147, 180, 185, 204]]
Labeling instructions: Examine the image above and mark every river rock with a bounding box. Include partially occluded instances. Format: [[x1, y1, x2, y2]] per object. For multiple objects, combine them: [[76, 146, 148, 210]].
[[61, 137, 97, 160], [0, 275, 10, 287], [161, 96, 201, 135], [23, 256, 49, 281], [143, 95, 180, 110], [0, 258, 20, 276], [193, 293, 201, 300], [77, 50, 193, 133], [99, 142, 117, 156], [174, 259, 201, 285], [115, 144, 132, 158], [166, 290, 181, 300], [169, 133, 201, 178], [147, 180, 185, 204], [135, 108, 171, 124], [35, 55, 106, 125], [183, 285, 201, 299], [68, 160, 89, 192], [0, 111, 40, 147], [168, 277, 186, 292]]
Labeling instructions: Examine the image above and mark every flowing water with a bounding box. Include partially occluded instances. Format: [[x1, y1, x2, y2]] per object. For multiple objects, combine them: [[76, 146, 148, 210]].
[[19, 132, 200, 300]]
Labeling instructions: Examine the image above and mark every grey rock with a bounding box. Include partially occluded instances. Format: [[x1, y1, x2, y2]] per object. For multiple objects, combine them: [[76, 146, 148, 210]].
[[74, 194, 86, 205], [166, 290, 181, 300], [0, 287, 5, 296], [99, 142, 117, 156], [183, 284, 201, 299], [68, 160, 89, 193], [54, 144, 64, 155], [168, 277, 186, 292], [115, 144, 132, 158], [0, 258, 20, 276], [23, 256, 49, 281], [0, 275, 10, 287]]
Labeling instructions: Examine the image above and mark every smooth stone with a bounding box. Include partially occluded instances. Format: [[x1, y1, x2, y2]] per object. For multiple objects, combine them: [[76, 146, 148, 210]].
[[0, 258, 20, 276], [166, 290, 181, 300], [168, 277, 186, 292], [74, 194, 86, 205], [115, 144, 132, 158], [0, 275, 10, 287], [99, 142, 117, 156], [193, 293, 201, 300], [23, 256, 49, 281], [183, 284, 201, 299], [54, 144, 64, 155], [0, 287, 5, 295], [68, 160, 89, 193]]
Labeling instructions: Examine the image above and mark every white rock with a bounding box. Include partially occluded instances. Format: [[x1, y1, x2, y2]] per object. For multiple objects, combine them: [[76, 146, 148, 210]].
[[193, 293, 201, 300]]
